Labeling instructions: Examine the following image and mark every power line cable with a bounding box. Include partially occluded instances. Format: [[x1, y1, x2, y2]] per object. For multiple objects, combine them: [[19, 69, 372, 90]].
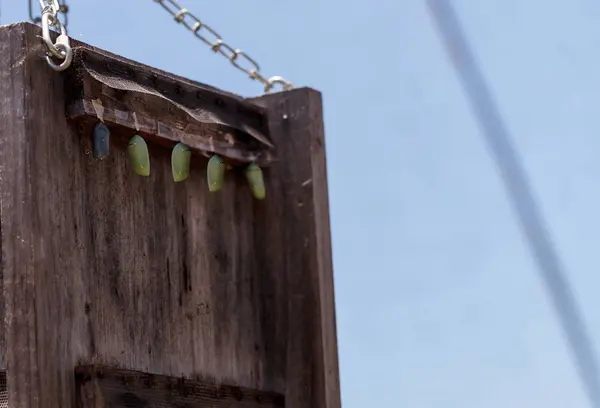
[[426, 1, 600, 406]]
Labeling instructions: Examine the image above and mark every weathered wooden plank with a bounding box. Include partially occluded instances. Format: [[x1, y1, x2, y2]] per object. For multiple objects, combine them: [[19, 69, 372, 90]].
[[0, 21, 340, 408], [63, 47, 275, 166], [0, 20, 16, 371], [67, 99, 274, 166], [74, 365, 285, 408], [2, 24, 279, 407], [0, 22, 38, 406], [250, 90, 341, 408]]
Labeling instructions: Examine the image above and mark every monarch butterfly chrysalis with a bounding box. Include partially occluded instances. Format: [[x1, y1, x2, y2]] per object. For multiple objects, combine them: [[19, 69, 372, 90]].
[[207, 154, 226, 192], [92, 122, 110, 159], [127, 135, 150, 176], [171, 142, 191, 182], [245, 163, 266, 200]]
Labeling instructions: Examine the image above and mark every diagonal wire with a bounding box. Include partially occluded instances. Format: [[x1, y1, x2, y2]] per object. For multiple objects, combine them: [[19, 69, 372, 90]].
[[425, 1, 600, 406]]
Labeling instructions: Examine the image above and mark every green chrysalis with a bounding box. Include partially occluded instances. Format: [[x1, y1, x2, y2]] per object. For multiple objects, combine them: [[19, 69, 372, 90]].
[[171, 142, 191, 182], [127, 135, 150, 176], [245, 163, 266, 200], [207, 154, 225, 192]]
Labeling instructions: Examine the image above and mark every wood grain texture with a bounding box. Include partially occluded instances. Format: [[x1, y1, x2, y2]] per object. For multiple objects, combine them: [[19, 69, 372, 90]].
[[63, 47, 275, 166], [67, 99, 274, 167], [0, 21, 29, 379], [250, 90, 341, 408], [0, 22, 340, 408], [74, 365, 285, 408]]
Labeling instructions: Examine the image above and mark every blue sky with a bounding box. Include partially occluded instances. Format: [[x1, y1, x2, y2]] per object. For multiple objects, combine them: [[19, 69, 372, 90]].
[[3, 1, 600, 407]]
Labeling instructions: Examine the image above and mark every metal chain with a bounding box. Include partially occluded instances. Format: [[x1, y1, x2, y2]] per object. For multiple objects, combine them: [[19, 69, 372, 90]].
[[27, 0, 290, 88], [153, 0, 294, 93], [29, 0, 68, 28], [34, 0, 72, 71]]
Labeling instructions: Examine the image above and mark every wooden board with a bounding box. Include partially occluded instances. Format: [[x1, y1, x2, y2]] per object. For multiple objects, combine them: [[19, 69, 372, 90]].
[[74, 365, 285, 408], [64, 47, 275, 166], [0, 22, 340, 408]]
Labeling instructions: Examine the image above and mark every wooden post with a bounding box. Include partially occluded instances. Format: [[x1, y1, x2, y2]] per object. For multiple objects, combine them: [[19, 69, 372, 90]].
[[0, 22, 340, 408]]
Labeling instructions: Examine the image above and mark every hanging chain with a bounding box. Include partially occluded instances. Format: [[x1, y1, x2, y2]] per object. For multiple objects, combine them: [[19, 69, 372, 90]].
[[27, 0, 291, 88], [153, 0, 294, 93], [29, 0, 68, 28], [35, 0, 72, 71]]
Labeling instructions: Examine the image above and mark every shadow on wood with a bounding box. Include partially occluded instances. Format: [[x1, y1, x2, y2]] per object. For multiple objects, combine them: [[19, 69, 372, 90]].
[[75, 365, 285, 408]]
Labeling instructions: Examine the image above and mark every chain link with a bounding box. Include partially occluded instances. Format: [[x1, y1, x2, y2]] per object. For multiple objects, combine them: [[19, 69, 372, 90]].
[[152, 0, 294, 93], [37, 0, 72, 71], [27, 0, 290, 88], [29, 0, 68, 28]]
